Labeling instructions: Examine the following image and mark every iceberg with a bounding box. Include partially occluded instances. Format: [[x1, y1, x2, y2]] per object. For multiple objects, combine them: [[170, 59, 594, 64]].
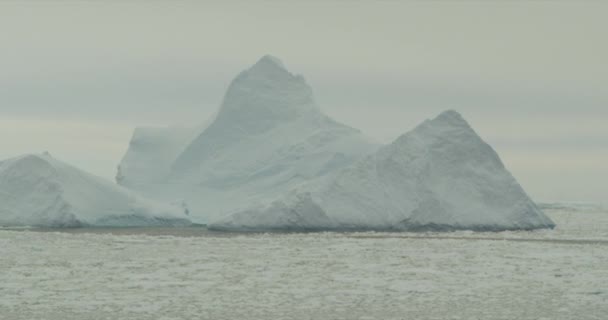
[[0, 153, 191, 227], [211, 110, 555, 232], [118, 55, 379, 223]]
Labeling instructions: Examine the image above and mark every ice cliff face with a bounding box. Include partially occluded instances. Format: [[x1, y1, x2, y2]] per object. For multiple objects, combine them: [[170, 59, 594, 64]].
[[0, 153, 191, 227], [211, 110, 555, 232], [117, 125, 200, 189], [117, 55, 379, 223]]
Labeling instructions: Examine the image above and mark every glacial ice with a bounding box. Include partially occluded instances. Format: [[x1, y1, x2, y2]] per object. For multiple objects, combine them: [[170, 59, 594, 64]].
[[0, 153, 191, 227], [117, 55, 554, 231], [211, 110, 555, 231], [118, 55, 379, 223]]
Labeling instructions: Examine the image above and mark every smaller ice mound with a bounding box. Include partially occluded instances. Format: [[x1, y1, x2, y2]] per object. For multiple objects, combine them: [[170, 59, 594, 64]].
[[211, 110, 555, 232], [0, 153, 191, 227]]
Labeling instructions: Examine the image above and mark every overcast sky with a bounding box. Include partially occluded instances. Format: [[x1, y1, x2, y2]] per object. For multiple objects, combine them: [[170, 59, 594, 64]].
[[1, 2, 606, 204]]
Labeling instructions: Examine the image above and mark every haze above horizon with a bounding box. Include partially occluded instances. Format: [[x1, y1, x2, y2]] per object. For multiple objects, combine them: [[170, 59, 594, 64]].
[[0, 2, 606, 204]]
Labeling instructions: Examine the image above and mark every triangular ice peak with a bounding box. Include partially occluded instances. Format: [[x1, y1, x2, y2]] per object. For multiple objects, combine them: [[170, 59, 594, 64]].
[[390, 110, 479, 151], [214, 55, 318, 130], [432, 109, 469, 126], [418, 109, 472, 133], [250, 54, 287, 72], [211, 110, 555, 232], [171, 55, 339, 176]]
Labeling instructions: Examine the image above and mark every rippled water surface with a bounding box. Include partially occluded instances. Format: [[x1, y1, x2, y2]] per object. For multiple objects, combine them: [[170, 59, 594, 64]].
[[1, 206, 607, 319]]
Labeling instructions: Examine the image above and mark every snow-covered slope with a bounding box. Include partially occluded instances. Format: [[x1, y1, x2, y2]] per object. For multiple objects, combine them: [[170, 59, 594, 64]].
[[0, 153, 191, 227], [211, 110, 555, 232], [117, 55, 379, 223]]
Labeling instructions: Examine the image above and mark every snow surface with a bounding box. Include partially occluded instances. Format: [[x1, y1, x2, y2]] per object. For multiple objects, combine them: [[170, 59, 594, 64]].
[[212, 110, 555, 231], [0, 205, 605, 320], [0, 153, 191, 227], [118, 55, 378, 223]]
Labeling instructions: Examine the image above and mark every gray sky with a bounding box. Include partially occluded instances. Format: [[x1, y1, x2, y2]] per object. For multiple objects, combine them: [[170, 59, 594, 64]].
[[1, 2, 606, 204]]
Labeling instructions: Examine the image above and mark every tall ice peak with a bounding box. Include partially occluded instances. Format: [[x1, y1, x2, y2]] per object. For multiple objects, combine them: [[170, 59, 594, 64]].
[[412, 109, 473, 135], [168, 55, 371, 183], [431, 109, 469, 127], [241, 54, 294, 81], [214, 55, 317, 129], [252, 54, 287, 71], [390, 109, 478, 151]]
